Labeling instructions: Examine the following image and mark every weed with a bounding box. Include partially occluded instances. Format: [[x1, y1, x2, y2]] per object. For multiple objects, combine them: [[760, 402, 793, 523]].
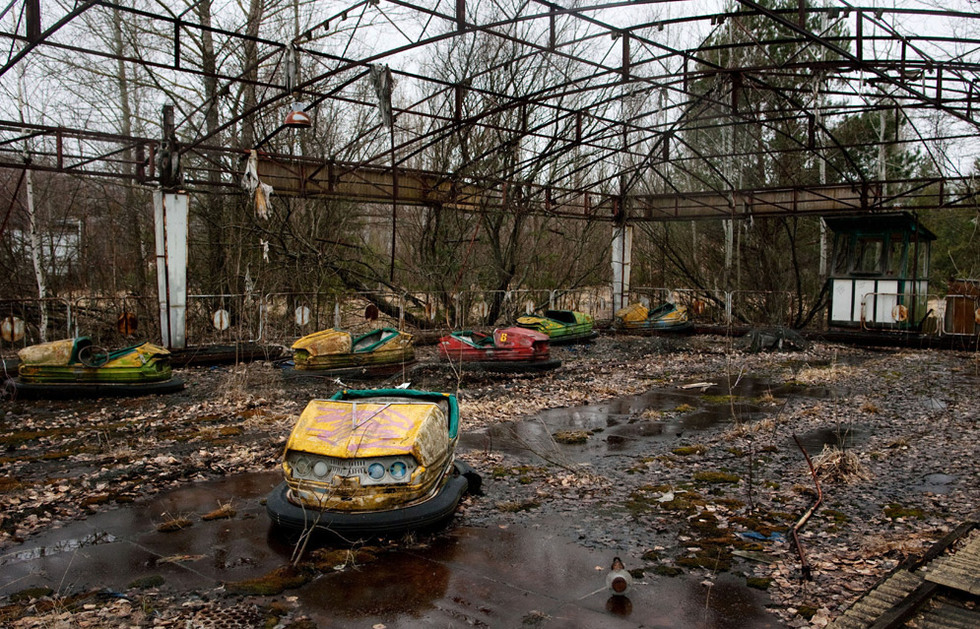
[[156, 513, 193, 532]]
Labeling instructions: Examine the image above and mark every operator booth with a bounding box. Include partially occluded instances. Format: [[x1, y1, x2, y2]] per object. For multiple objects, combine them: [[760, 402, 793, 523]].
[[826, 212, 935, 330]]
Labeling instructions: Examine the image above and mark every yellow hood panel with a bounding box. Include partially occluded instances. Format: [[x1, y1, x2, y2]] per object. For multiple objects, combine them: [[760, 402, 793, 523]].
[[291, 329, 352, 356], [286, 399, 447, 464], [18, 339, 75, 365], [616, 303, 649, 323]]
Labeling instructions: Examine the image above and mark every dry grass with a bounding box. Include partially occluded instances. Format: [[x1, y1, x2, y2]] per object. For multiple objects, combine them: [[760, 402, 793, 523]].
[[156, 513, 193, 532], [861, 533, 928, 558], [217, 363, 282, 402], [860, 401, 880, 414], [813, 446, 871, 484], [794, 362, 855, 384], [202, 502, 236, 521]]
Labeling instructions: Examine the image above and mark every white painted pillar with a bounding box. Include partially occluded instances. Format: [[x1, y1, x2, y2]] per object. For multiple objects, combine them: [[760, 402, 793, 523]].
[[612, 224, 633, 314], [154, 191, 188, 349]]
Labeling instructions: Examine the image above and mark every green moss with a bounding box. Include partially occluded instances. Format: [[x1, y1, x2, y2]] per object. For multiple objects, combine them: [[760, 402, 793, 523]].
[[491, 466, 508, 478], [796, 605, 818, 620], [729, 514, 790, 538], [700, 394, 737, 405], [746, 577, 772, 590], [642, 484, 674, 493], [641, 549, 660, 562], [308, 547, 379, 571], [676, 547, 732, 572], [653, 565, 683, 577], [688, 513, 724, 536], [128, 575, 165, 589], [224, 566, 310, 596], [693, 471, 740, 484], [625, 492, 658, 517], [883, 503, 925, 520], [552, 430, 591, 444], [822, 509, 849, 524], [716, 497, 746, 510], [496, 499, 540, 513], [672, 445, 707, 456]]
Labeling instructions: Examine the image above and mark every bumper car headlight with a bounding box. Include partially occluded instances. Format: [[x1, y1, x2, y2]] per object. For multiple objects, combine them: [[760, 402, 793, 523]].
[[389, 460, 408, 480], [368, 462, 386, 480], [313, 460, 330, 478]]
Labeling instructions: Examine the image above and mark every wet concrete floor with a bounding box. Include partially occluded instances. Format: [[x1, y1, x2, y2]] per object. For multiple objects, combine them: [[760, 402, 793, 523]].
[[2, 379, 841, 627], [0, 475, 780, 628]]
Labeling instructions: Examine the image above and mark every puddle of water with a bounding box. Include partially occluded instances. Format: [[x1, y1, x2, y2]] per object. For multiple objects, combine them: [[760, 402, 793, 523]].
[[0, 472, 286, 596], [298, 526, 780, 629], [913, 472, 957, 494], [2, 531, 117, 564], [1, 475, 781, 629], [461, 377, 832, 464]]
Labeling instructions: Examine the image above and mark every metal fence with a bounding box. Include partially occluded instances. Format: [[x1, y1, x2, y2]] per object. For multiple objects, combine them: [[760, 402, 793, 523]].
[[9, 285, 973, 360]]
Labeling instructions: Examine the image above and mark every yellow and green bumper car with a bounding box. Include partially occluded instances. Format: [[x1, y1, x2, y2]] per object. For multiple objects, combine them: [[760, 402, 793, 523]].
[[13, 336, 184, 398], [266, 388, 480, 539]]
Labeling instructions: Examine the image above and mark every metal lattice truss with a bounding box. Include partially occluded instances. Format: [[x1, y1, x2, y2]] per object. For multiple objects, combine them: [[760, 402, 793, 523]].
[[2, 0, 980, 222]]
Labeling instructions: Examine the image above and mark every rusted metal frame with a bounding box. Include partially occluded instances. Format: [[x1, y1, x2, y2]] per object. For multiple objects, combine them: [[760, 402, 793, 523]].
[[17, 138, 142, 176], [0, 129, 46, 150], [6, 26, 291, 103], [186, 25, 459, 151], [294, 0, 379, 43], [633, 183, 869, 216], [52, 140, 140, 174], [615, 84, 773, 200], [734, 0, 980, 131], [0, 167, 26, 239], [501, 0, 740, 111], [854, 0, 980, 79], [368, 73, 635, 188], [94, 0, 286, 51], [398, 60, 700, 185], [727, 70, 868, 185], [790, 434, 822, 581], [178, 144, 244, 187], [251, 68, 373, 151], [0, 0, 96, 78], [0, 158, 138, 181], [681, 63, 868, 185], [617, 34, 860, 193], [476, 112, 641, 195], [247, 148, 611, 216], [290, 3, 716, 173], [0, 119, 155, 151], [570, 110, 738, 206], [876, 178, 946, 210], [0, 125, 154, 181]]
